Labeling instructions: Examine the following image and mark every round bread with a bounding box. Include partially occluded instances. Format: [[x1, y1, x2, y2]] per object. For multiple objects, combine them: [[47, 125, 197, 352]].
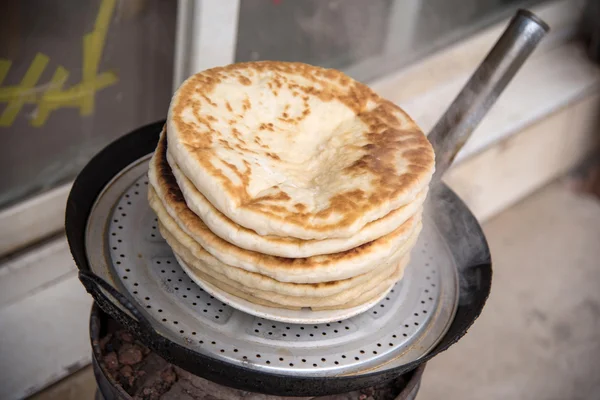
[[157, 213, 410, 298], [173, 253, 404, 311], [167, 229, 409, 308], [157, 131, 426, 257], [148, 147, 422, 283], [167, 61, 434, 240]]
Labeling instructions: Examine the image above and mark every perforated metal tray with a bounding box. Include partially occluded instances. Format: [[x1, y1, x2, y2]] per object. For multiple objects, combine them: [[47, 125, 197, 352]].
[[85, 155, 458, 377]]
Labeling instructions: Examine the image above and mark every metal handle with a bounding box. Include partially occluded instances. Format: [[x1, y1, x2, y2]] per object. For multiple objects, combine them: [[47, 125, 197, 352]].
[[428, 9, 550, 182], [79, 270, 154, 332]]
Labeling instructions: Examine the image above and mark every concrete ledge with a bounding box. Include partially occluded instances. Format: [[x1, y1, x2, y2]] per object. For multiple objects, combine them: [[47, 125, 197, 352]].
[[446, 93, 600, 222]]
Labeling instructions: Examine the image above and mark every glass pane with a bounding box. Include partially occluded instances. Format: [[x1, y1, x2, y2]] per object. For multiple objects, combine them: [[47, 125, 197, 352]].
[[235, 0, 548, 82], [0, 0, 176, 209]]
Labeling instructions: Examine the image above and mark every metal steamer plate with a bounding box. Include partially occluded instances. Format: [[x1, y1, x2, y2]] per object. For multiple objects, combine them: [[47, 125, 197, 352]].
[[86, 156, 458, 377]]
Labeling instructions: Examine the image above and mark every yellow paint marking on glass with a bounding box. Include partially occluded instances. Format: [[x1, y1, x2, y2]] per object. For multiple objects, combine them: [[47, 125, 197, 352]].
[[45, 72, 116, 106], [31, 66, 69, 127], [0, 0, 118, 127], [0, 53, 49, 127], [81, 0, 116, 116]]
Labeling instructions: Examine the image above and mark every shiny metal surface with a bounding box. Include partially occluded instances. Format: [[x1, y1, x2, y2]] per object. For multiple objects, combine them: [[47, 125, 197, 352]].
[[428, 9, 549, 180], [84, 158, 458, 378]]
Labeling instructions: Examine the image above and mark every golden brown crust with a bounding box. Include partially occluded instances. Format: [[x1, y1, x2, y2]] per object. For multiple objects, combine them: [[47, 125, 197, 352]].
[[161, 132, 425, 254], [151, 131, 421, 273], [158, 217, 406, 296], [168, 61, 434, 238]]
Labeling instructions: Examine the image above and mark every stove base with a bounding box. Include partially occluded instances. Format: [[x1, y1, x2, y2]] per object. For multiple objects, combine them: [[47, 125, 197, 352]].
[[90, 304, 425, 399]]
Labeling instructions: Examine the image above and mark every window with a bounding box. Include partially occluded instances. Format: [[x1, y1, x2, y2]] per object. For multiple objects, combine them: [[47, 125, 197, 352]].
[[0, 0, 176, 210], [235, 0, 548, 82]]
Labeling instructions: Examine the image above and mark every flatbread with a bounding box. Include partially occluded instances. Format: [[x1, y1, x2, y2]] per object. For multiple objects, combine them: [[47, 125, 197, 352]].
[[167, 61, 434, 240], [162, 132, 427, 257], [159, 214, 407, 297], [149, 183, 420, 284], [157, 212, 413, 297], [173, 254, 402, 311], [148, 149, 423, 283], [168, 231, 408, 307]]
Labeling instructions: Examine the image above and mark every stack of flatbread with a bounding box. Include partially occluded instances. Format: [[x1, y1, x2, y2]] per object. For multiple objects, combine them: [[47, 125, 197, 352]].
[[148, 61, 435, 311]]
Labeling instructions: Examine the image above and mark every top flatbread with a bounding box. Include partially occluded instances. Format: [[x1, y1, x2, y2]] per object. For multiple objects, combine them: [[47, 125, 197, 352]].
[[167, 61, 434, 240], [158, 132, 426, 257]]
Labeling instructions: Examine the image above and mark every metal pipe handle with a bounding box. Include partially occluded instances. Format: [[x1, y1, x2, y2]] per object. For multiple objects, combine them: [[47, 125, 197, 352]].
[[428, 9, 549, 181]]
